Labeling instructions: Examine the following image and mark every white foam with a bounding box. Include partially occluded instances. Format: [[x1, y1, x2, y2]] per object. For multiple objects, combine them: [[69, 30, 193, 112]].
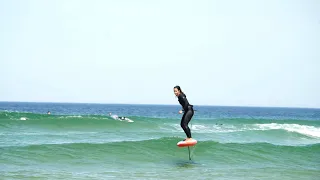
[[20, 117, 27, 121], [117, 118, 134, 123], [168, 124, 239, 133], [165, 123, 320, 138], [254, 123, 320, 138], [58, 115, 83, 119]]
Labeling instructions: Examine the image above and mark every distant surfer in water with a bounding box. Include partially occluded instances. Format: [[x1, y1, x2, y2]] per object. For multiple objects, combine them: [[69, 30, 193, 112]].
[[174, 85, 194, 142], [108, 113, 133, 122]]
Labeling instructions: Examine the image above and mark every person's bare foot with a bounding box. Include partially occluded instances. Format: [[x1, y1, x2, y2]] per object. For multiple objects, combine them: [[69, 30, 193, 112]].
[[184, 138, 193, 141]]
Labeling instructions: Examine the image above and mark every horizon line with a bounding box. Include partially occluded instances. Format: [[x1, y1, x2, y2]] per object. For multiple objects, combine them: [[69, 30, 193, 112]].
[[0, 101, 319, 110]]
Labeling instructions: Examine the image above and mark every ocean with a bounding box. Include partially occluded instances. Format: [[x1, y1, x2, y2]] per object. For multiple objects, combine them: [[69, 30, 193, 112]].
[[0, 102, 319, 180]]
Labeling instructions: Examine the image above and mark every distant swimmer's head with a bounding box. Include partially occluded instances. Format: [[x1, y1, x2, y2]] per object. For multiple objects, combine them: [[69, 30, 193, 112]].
[[174, 85, 184, 97], [47, 111, 51, 115]]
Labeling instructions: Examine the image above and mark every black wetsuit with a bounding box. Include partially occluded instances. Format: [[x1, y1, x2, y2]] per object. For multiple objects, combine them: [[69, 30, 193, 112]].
[[178, 93, 194, 138]]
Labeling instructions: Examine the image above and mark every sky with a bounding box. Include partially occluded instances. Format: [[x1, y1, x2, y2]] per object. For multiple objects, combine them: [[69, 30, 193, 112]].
[[0, 0, 319, 108]]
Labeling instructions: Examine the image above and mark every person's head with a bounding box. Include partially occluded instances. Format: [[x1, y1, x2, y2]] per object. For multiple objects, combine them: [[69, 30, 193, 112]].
[[173, 85, 184, 97], [47, 111, 51, 115]]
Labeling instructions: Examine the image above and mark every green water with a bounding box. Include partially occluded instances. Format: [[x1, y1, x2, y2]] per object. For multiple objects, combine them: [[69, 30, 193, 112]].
[[1, 105, 320, 179]]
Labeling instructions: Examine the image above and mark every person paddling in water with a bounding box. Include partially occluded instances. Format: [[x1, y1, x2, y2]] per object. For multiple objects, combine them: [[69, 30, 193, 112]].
[[109, 113, 127, 121], [174, 86, 194, 142]]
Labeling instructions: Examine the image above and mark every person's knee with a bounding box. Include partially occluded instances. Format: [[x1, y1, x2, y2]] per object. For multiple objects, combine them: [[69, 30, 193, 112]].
[[180, 121, 185, 128], [181, 121, 188, 129]]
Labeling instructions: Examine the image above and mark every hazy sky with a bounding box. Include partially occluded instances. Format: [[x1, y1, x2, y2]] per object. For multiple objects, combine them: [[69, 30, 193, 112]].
[[1, 0, 319, 108]]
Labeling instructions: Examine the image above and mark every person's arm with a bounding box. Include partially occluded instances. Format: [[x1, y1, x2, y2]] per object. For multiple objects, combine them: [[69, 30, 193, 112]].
[[178, 94, 189, 113]]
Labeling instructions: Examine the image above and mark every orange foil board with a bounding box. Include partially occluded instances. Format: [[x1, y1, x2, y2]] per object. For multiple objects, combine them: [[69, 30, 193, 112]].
[[177, 139, 197, 147]]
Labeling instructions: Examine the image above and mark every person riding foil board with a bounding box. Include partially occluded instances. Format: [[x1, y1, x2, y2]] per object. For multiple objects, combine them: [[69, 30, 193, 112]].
[[173, 85, 194, 142]]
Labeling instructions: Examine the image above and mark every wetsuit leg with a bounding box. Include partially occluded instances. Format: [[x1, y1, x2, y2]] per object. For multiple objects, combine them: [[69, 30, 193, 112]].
[[180, 108, 194, 138]]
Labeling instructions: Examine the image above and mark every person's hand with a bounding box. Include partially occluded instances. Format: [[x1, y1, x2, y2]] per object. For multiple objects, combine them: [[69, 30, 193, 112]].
[[179, 110, 183, 114]]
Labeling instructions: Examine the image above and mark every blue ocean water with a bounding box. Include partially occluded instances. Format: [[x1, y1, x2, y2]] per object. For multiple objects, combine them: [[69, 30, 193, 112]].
[[0, 102, 319, 179]]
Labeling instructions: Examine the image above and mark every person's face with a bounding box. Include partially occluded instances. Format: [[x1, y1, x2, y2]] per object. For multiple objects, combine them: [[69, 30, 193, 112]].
[[174, 88, 180, 97]]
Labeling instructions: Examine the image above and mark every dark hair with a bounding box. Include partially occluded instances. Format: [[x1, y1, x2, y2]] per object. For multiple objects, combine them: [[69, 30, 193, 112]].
[[174, 85, 185, 96]]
